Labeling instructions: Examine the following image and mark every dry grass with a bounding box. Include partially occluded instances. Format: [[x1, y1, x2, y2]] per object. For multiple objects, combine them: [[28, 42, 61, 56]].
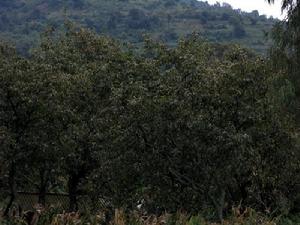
[[0, 207, 295, 225]]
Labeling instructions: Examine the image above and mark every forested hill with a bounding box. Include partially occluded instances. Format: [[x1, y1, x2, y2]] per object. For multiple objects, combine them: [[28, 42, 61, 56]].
[[0, 0, 277, 54]]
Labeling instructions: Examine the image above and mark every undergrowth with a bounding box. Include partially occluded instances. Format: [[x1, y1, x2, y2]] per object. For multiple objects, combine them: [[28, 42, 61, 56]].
[[0, 208, 299, 225]]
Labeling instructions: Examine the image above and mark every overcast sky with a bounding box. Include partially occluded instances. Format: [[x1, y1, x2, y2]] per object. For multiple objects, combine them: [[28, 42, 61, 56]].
[[200, 0, 286, 19]]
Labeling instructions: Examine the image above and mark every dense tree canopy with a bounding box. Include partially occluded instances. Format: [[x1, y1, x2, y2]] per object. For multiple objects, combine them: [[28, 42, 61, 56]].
[[0, 24, 299, 222]]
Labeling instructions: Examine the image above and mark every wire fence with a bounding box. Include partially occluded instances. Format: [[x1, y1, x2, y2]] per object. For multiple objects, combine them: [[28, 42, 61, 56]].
[[16, 192, 70, 211], [7, 192, 110, 212]]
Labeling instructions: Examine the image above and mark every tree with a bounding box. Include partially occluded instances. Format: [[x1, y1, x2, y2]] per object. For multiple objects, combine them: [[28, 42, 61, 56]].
[[108, 36, 297, 220], [33, 24, 137, 211], [0, 42, 69, 214], [268, 0, 300, 213]]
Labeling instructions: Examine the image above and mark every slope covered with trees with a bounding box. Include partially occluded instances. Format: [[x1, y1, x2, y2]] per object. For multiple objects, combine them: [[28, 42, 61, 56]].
[[0, 0, 277, 54]]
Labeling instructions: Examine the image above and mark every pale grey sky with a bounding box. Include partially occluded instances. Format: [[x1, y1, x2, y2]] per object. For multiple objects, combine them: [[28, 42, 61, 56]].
[[200, 0, 286, 19]]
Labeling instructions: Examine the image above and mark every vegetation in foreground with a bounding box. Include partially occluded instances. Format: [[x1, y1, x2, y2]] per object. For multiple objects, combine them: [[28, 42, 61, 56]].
[[1, 207, 300, 225]]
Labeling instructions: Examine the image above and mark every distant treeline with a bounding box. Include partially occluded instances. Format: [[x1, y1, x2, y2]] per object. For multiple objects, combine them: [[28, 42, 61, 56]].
[[0, 0, 277, 54]]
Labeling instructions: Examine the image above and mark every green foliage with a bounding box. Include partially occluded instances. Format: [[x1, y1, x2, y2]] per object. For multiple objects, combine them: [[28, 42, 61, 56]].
[[0, 24, 299, 220], [187, 215, 205, 225], [269, 1, 300, 126]]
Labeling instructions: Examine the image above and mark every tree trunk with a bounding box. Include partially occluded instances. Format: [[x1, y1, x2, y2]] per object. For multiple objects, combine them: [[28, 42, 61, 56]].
[[38, 170, 48, 206], [210, 188, 226, 223], [38, 184, 46, 206], [3, 162, 16, 218], [68, 174, 80, 212], [217, 189, 226, 223]]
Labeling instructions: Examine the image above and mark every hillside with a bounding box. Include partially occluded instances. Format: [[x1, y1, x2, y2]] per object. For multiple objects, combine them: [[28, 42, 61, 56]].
[[0, 0, 278, 54]]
